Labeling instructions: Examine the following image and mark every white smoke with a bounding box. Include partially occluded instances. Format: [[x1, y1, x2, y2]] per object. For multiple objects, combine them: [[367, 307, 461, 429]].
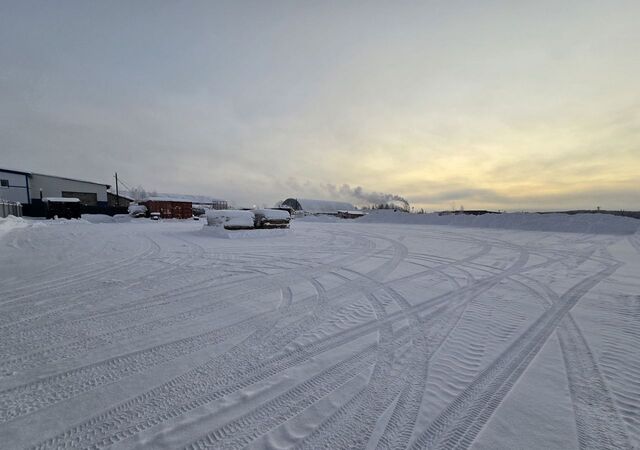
[[325, 183, 410, 210]]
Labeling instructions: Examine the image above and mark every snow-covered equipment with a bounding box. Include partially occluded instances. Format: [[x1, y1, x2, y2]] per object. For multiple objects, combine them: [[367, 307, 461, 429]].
[[206, 209, 255, 230], [253, 209, 291, 229], [128, 203, 147, 218]]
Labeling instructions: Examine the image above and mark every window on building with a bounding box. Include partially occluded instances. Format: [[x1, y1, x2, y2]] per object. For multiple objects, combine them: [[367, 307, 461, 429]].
[[0, 179, 9, 188]]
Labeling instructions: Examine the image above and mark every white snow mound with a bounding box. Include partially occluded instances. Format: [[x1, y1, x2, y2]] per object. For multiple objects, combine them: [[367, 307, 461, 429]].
[[0, 215, 29, 239], [358, 210, 640, 235]]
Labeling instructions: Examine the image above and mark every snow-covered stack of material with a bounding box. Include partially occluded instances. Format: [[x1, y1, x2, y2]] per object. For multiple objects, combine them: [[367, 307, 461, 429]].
[[253, 209, 290, 229], [206, 209, 255, 230], [128, 203, 147, 217]]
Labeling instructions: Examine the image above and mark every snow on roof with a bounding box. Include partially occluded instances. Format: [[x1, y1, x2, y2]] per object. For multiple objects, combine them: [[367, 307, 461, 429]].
[[43, 197, 81, 203], [144, 196, 193, 203], [283, 198, 355, 214]]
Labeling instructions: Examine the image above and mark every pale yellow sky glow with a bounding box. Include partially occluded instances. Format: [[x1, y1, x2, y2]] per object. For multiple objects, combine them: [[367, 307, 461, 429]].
[[1, 1, 639, 210]]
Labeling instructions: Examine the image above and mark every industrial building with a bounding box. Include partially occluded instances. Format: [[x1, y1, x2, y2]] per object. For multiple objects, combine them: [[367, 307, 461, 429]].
[[107, 191, 134, 207], [280, 198, 356, 216], [0, 167, 110, 206]]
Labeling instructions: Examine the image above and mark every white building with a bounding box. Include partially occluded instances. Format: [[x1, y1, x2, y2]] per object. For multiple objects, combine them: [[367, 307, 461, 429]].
[[0, 167, 110, 207]]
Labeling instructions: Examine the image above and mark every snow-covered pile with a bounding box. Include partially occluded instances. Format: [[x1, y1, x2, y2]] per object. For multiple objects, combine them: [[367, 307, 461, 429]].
[[0, 215, 29, 239], [253, 209, 290, 221], [358, 210, 640, 235], [253, 209, 291, 228], [206, 209, 255, 230], [128, 204, 147, 216]]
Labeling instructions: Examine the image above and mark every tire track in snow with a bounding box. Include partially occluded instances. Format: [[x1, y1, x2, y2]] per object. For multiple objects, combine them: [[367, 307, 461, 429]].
[[0, 233, 379, 370], [559, 314, 631, 449], [376, 246, 530, 450], [296, 238, 525, 450], [28, 233, 409, 449], [294, 291, 403, 450], [0, 234, 160, 305], [513, 271, 632, 449], [594, 294, 640, 448], [408, 262, 620, 450], [28, 283, 361, 449], [183, 345, 379, 450]]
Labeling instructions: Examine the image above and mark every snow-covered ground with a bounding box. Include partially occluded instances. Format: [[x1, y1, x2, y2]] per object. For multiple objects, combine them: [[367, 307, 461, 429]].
[[0, 216, 639, 449]]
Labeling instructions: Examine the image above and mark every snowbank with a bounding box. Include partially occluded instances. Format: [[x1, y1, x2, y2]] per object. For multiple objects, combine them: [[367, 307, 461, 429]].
[[358, 210, 640, 235], [253, 209, 291, 228], [0, 215, 29, 239]]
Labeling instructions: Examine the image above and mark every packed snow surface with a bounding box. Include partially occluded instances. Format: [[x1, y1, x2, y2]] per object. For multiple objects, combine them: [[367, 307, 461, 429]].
[[0, 218, 639, 449]]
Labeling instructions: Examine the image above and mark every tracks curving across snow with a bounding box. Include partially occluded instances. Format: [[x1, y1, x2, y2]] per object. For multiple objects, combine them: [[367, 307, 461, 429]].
[[0, 220, 636, 450]]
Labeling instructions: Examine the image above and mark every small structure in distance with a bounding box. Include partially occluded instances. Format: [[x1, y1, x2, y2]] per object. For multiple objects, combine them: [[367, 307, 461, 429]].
[[337, 210, 367, 219], [142, 197, 192, 219], [280, 198, 356, 216]]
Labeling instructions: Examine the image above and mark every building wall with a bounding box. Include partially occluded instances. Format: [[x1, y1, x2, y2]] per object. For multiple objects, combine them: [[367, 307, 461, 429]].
[[107, 193, 132, 207], [0, 170, 30, 203], [144, 200, 192, 219], [29, 174, 108, 205]]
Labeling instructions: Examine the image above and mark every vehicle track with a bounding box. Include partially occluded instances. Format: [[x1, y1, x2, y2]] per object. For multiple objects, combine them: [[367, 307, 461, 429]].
[[0, 233, 380, 369], [29, 236, 418, 449], [408, 262, 620, 450], [558, 314, 631, 449], [0, 234, 160, 305], [511, 271, 632, 449]]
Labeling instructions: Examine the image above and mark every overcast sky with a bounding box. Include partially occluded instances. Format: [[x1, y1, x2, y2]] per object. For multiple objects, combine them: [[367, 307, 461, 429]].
[[1, 0, 639, 210]]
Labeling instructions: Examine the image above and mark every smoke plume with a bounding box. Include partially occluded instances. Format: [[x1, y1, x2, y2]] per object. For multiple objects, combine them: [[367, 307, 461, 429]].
[[325, 183, 410, 210]]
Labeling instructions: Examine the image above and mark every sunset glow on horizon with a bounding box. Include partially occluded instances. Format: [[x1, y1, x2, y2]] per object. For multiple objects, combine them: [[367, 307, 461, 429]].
[[1, 1, 638, 210]]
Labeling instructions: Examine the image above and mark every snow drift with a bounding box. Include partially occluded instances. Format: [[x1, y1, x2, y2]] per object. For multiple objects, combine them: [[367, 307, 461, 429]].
[[0, 215, 29, 239], [358, 210, 640, 235]]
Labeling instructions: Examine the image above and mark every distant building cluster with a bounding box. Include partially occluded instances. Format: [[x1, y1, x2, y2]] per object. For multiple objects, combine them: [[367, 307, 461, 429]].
[[0, 167, 227, 219]]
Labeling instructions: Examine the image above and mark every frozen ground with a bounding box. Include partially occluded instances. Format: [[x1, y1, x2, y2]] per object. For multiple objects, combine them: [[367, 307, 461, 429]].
[[0, 217, 639, 449]]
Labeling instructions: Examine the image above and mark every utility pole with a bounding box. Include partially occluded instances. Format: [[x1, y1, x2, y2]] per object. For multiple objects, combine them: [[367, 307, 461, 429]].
[[114, 172, 120, 207]]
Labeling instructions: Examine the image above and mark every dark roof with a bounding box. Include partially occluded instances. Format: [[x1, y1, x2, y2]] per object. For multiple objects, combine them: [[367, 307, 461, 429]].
[[107, 191, 135, 201], [1, 167, 110, 188], [0, 167, 31, 176]]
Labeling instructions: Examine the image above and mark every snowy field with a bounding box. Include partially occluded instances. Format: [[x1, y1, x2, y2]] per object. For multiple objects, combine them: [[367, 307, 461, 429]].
[[0, 216, 639, 449]]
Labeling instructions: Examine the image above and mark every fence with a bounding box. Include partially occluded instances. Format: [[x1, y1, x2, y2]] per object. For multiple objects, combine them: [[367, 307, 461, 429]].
[[0, 201, 23, 218]]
